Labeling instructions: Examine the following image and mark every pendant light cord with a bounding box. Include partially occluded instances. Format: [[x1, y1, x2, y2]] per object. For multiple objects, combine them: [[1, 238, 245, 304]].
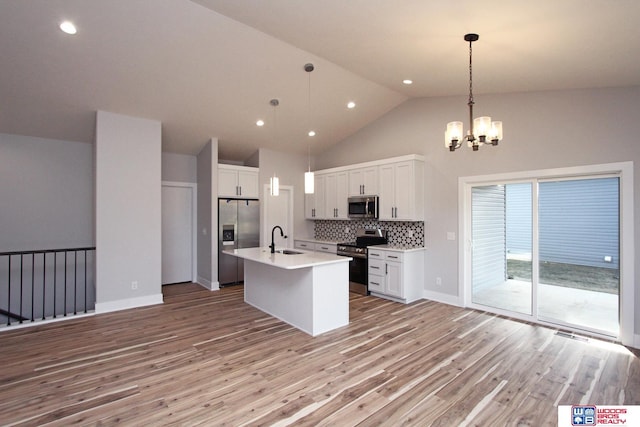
[[306, 65, 313, 172]]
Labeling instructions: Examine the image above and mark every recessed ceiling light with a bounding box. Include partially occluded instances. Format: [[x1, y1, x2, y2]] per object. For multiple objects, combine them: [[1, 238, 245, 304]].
[[256, 119, 265, 127], [403, 79, 413, 85], [308, 130, 316, 137], [347, 101, 356, 109], [59, 21, 77, 35]]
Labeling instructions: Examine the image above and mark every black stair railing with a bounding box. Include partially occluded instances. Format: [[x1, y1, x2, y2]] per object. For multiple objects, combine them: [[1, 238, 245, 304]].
[[0, 247, 96, 326]]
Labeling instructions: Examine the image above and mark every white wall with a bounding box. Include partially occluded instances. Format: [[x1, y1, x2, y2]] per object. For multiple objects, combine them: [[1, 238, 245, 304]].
[[256, 148, 314, 243], [196, 138, 218, 289], [0, 133, 93, 251], [95, 111, 162, 311], [316, 86, 640, 336], [162, 152, 197, 183]]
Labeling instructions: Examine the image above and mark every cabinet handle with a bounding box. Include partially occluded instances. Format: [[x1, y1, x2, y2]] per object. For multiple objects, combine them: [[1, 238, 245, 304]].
[[371, 265, 379, 269], [385, 264, 388, 274], [361, 184, 364, 194], [320, 246, 328, 250], [370, 253, 380, 257], [239, 186, 242, 196], [388, 255, 398, 259], [371, 281, 380, 286]]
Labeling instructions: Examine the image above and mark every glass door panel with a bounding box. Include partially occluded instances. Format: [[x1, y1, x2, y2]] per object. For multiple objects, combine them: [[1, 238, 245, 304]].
[[537, 177, 620, 336], [471, 183, 532, 315]]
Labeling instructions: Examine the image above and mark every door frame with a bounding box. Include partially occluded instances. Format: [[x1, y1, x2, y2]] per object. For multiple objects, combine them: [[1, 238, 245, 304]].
[[458, 162, 634, 345], [161, 181, 198, 283]]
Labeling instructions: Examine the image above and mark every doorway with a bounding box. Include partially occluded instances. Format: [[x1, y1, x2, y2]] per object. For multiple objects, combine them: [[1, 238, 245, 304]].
[[460, 162, 634, 344], [161, 182, 197, 285]]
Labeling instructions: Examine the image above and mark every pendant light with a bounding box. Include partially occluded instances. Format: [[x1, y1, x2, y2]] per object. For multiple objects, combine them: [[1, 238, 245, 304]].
[[269, 98, 280, 196], [304, 63, 315, 194], [445, 33, 503, 151]]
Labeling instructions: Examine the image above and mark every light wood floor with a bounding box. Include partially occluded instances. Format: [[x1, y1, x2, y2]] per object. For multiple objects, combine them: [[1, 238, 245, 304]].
[[0, 283, 638, 426]]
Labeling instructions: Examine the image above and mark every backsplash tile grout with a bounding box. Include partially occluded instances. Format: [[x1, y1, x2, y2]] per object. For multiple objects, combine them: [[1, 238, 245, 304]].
[[314, 220, 424, 247]]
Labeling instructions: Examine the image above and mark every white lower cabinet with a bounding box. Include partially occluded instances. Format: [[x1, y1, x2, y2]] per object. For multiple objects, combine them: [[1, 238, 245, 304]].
[[368, 247, 424, 303], [294, 240, 337, 254], [315, 243, 337, 254], [294, 240, 314, 250]]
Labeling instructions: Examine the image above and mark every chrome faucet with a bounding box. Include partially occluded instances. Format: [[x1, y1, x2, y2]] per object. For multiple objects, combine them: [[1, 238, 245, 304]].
[[270, 225, 287, 253]]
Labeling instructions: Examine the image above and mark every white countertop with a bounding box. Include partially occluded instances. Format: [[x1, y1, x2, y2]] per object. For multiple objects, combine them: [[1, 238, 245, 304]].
[[223, 247, 351, 270], [370, 244, 425, 253]]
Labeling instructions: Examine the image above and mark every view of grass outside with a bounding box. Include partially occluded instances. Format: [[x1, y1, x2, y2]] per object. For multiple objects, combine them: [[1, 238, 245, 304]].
[[507, 259, 619, 295]]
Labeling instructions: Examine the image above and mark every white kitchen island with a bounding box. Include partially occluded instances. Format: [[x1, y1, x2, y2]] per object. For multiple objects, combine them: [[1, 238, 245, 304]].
[[223, 247, 352, 336]]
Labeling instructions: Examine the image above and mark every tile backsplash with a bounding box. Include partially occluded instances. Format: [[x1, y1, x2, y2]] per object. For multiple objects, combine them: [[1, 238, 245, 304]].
[[314, 220, 424, 247]]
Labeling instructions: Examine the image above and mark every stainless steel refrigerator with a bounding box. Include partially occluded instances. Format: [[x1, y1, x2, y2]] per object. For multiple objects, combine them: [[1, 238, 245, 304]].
[[218, 198, 260, 285]]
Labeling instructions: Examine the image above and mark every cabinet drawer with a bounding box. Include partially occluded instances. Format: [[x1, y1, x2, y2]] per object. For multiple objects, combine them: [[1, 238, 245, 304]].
[[294, 241, 313, 250], [315, 243, 337, 254], [368, 249, 384, 259], [368, 259, 385, 275], [368, 274, 384, 293], [385, 252, 403, 262]]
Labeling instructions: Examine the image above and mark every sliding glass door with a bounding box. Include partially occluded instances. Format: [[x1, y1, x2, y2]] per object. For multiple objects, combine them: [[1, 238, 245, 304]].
[[471, 183, 533, 316], [536, 177, 619, 336], [469, 176, 620, 338]]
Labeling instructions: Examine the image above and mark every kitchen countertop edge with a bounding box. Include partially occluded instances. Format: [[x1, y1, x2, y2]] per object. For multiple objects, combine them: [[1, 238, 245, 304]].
[[223, 247, 351, 270]]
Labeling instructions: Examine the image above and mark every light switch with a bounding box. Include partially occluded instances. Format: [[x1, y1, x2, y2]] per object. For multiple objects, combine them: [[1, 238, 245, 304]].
[[447, 232, 456, 241]]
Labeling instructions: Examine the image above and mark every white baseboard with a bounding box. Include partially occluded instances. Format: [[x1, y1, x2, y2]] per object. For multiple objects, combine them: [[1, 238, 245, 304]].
[[196, 276, 219, 291], [423, 289, 463, 307], [95, 293, 163, 314]]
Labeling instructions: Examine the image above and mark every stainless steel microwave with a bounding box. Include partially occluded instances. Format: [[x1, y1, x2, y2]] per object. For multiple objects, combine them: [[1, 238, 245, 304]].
[[348, 195, 378, 219]]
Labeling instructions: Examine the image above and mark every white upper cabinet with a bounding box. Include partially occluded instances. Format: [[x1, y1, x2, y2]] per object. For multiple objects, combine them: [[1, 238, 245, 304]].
[[325, 171, 349, 219], [348, 166, 378, 196], [378, 159, 424, 221], [218, 164, 259, 198], [305, 174, 326, 219], [305, 154, 423, 222]]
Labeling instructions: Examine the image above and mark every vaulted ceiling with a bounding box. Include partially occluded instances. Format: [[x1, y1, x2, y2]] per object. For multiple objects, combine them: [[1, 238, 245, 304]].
[[1, 0, 639, 160]]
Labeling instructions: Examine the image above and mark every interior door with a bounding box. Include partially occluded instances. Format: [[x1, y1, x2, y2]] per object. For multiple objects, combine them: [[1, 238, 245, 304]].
[[161, 185, 193, 285]]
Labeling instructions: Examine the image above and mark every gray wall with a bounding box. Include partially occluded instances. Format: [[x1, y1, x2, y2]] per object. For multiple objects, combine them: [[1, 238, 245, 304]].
[[95, 111, 162, 309], [0, 133, 93, 251], [197, 141, 212, 286], [316, 85, 640, 335], [162, 152, 197, 183]]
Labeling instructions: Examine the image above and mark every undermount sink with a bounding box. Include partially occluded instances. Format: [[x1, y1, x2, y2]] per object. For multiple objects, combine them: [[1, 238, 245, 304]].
[[275, 249, 303, 255]]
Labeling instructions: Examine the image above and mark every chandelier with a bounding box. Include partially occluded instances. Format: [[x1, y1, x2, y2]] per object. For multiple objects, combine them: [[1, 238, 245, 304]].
[[445, 33, 503, 151]]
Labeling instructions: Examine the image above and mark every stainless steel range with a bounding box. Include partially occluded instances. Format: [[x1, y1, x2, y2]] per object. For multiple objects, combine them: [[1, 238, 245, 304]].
[[337, 228, 388, 295]]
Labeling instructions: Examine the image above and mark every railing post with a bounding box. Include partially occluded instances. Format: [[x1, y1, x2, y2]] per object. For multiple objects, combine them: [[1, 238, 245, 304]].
[[42, 252, 46, 320], [31, 253, 35, 321], [7, 256, 11, 326], [19, 254, 23, 324], [53, 252, 57, 319]]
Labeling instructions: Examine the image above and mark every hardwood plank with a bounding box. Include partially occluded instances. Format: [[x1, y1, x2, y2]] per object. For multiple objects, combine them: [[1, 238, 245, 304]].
[[0, 283, 637, 426]]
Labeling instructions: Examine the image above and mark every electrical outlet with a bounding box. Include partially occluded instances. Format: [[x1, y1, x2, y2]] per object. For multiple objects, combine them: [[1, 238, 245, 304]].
[[436, 277, 442, 286], [407, 230, 414, 237], [131, 281, 138, 290], [345, 226, 350, 233]]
